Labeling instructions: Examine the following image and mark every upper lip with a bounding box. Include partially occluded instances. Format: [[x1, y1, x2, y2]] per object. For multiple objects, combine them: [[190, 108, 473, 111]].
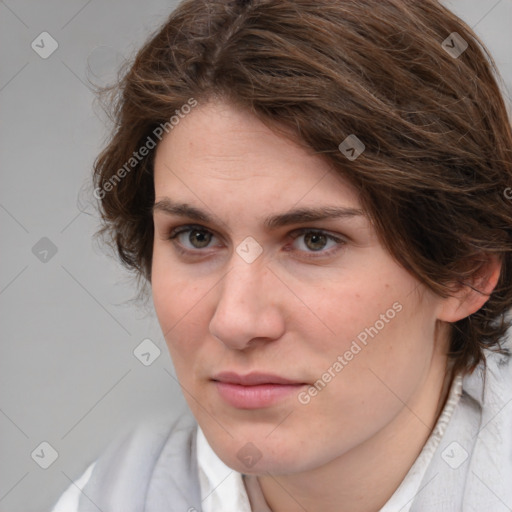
[[212, 371, 305, 386]]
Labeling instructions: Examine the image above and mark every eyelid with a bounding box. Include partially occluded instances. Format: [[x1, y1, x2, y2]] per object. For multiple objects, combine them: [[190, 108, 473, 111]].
[[168, 224, 221, 242], [167, 222, 346, 238], [288, 226, 345, 241]]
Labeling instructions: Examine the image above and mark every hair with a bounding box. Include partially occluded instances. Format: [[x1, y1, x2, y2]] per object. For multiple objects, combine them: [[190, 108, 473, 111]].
[[91, 0, 512, 375]]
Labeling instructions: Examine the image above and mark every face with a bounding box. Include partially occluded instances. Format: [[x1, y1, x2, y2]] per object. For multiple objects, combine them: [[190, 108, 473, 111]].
[[151, 98, 449, 475]]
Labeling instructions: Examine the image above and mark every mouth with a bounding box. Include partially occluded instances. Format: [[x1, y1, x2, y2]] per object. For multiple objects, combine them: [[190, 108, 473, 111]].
[[211, 371, 308, 409]]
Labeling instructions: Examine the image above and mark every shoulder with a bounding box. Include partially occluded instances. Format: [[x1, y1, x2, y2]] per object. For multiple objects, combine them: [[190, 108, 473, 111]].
[[50, 461, 96, 512], [463, 333, 512, 408], [50, 411, 198, 512], [458, 333, 512, 507]]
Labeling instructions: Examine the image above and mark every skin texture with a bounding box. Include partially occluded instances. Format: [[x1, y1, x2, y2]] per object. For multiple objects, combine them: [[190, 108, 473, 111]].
[[151, 99, 500, 512]]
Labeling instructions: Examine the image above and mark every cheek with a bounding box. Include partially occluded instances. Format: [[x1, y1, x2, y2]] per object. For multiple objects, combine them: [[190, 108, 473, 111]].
[[311, 284, 437, 421], [151, 256, 210, 358], [288, 265, 407, 355], [296, 263, 436, 394]]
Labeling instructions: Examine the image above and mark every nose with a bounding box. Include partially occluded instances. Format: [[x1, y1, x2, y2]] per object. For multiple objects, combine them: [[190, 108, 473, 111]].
[[209, 258, 286, 351]]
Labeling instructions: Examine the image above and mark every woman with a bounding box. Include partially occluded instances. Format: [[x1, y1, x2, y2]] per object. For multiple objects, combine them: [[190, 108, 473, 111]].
[[52, 0, 512, 510]]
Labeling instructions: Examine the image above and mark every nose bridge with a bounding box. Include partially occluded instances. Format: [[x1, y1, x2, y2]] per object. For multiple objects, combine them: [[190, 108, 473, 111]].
[[218, 255, 271, 318], [209, 254, 285, 349]]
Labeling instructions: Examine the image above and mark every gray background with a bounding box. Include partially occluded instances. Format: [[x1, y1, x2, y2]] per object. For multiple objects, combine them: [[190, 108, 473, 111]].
[[1, 1, 511, 511]]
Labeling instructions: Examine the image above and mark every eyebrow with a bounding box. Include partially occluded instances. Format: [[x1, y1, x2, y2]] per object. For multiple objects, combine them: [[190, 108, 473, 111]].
[[152, 198, 364, 230]]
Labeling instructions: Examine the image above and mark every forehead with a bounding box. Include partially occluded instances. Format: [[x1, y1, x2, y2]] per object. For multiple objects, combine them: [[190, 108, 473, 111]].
[[153, 99, 362, 211]]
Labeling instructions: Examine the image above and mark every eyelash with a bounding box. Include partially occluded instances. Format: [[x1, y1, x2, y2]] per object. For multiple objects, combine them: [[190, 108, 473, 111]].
[[166, 224, 346, 260]]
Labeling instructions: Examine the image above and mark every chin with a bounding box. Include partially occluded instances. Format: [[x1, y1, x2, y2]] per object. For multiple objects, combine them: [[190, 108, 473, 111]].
[[204, 427, 312, 475], [221, 450, 302, 476]]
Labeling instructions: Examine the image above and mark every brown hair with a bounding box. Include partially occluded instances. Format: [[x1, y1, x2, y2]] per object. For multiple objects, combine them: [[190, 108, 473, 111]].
[[92, 0, 512, 375]]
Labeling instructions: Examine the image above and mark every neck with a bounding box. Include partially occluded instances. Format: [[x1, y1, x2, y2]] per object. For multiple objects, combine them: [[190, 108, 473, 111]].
[[257, 352, 456, 512]]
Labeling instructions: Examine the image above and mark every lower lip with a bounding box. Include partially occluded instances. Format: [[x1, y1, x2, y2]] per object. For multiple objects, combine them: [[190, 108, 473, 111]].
[[214, 381, 306, 409]]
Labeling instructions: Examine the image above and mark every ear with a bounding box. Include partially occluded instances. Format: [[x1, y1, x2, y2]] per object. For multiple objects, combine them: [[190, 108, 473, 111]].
[[437, 253, 502, 323]]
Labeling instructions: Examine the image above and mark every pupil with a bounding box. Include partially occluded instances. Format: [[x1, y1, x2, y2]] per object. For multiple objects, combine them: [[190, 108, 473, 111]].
[[191, 230, 210, 248], [306, 233, 326, 251]]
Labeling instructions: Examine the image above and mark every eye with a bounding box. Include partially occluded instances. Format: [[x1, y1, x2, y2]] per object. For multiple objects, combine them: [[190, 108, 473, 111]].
[[166, 225, 346, 259], [168, 225, 220, 251], [287, 228, 345, 259]]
